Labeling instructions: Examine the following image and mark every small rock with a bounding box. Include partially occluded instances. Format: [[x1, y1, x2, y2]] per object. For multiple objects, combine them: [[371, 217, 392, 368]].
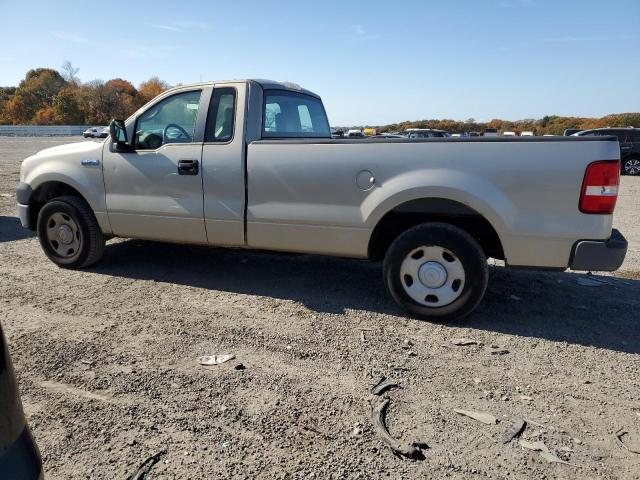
[[407, 351, 417, 357], [234, 363, 246, 370]]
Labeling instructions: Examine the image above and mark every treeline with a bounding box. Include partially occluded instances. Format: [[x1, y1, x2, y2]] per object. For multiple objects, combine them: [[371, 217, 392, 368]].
[[0, 64, 170, 125], [376, 112, 640, 136]]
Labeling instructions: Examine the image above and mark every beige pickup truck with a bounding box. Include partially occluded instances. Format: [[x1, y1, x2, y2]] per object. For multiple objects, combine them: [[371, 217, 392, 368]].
[[16, 80, 627, 322]]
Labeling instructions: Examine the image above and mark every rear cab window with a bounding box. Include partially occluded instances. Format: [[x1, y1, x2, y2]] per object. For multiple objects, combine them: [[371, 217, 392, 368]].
[[262, 90, 330, 139]]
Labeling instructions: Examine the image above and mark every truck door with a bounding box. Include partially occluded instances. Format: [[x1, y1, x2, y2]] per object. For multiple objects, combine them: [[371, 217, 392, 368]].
[[201, 83, 247, 246], [102, 89, 208, 243]]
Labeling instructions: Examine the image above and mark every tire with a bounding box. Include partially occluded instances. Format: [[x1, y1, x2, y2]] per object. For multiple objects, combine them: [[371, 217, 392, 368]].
[[383, 222, 488, 323], [622, 157, 640, 176], [37, 196, 105, 268]]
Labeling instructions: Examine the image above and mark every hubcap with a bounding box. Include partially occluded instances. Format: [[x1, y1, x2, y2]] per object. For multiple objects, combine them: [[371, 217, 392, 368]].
[[400, 246, 466, 307], [45, 212, 81, 259], [625, 159, 640, 175], [418, 261, 448, 288]]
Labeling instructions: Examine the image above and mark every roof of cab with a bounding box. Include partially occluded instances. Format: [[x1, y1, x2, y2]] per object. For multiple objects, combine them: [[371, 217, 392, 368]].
[[163, 79, 321, 99]]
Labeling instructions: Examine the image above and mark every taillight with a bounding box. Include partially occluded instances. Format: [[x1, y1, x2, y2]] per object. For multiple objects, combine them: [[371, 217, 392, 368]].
[[579, 160, 620, 214]]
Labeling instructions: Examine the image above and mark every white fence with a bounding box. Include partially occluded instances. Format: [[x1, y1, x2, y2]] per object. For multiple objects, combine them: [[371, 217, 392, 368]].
[[0, 125, 93, 136]]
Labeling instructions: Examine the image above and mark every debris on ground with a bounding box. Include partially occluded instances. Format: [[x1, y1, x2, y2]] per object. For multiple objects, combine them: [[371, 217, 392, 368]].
[[519, 440, 576, 466], [234, 363, 246, 370], [371, 377, 399, 396], [454, 408, 498, 425], [487, 346, 510, 355], [520, 395, 533, 402], [371, 397, 426, 460], [198, 354, 235, 366], [519, 440, 549, 452], [498, 418, 526, 444], [451, 338, 478, 346], [126, 450, 166, 480], [615, 429, 640, 454], [540, 450, 571, 465]]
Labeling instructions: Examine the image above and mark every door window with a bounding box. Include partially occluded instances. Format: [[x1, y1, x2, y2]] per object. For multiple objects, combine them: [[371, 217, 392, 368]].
[[135, 90, 202, 150], [262, 90, 330, 138], [205, 88, 236, 142]]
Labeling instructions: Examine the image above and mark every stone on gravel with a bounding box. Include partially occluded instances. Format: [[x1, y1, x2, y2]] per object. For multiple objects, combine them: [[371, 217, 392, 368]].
[[454, 408, 498, 425]]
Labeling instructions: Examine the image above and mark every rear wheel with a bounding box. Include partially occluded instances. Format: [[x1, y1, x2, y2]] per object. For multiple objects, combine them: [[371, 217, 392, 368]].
[[37, 196, 105, 268], [622, 157, 640, 176], [383, 222, 488, 323]]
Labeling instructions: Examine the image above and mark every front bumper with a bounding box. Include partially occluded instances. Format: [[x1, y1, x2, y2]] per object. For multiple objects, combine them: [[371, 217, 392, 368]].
[[16, 182, 33, 229], [17, 203, 31, 229], [570, 229, 627, 272]]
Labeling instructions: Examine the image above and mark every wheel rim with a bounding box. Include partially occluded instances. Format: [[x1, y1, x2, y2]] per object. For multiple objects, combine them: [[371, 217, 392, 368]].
[[45, 212, 82, 259], [624, 159, 640, 175], [399, 245, 465, 307]]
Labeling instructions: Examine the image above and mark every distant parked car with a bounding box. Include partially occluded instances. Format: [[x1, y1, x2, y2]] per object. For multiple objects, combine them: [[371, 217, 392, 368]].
[[83, 127, 108, 138], [502, 131, 517, 137], [521, 131, 534, 137], [0, 320, 42, 479], [574, 128, 640, 175], [482, 128, 498, 137], [563, 128, 582, 136], [405, 128, 450, 138], [373, 133, 405, 139]]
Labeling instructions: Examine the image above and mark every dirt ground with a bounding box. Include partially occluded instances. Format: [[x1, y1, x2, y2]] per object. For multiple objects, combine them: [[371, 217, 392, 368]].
[[1, 136, 639, 480]]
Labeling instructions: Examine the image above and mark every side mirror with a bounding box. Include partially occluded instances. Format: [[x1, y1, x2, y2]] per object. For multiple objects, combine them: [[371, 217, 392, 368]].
[[109, 119, 131, 151]]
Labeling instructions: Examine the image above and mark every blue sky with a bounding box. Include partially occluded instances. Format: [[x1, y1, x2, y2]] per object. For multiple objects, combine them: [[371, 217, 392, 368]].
[[1, 0, 639, 125]]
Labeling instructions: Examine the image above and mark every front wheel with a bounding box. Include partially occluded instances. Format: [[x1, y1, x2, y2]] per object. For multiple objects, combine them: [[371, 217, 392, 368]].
[[622, 157, 640, 176], [37, 196, 105, 268], [383, 223, 488, 323]]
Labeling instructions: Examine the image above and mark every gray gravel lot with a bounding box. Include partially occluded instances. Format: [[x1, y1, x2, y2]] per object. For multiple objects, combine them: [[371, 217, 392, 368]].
[[1, 136, 639, 479]]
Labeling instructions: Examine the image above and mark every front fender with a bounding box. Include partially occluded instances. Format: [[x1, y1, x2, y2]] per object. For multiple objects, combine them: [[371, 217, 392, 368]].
[[361, 169, 515, 236], [21, 140, 106, 214]]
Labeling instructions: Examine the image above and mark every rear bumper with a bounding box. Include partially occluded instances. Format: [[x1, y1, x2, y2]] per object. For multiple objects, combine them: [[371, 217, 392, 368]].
[[0, 427, 42, 480], [570, 229, 627, 271]]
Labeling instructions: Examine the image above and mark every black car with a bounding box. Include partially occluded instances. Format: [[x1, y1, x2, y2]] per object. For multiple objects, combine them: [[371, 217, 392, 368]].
[[563, 128, 582, 136], [574, 128, 640, 175], [0, 321, 42, 479]]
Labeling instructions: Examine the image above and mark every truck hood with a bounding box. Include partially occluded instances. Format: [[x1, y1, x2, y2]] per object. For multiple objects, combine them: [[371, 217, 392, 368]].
[[20, 140, 105, 184], [34, 140, 104, 158]]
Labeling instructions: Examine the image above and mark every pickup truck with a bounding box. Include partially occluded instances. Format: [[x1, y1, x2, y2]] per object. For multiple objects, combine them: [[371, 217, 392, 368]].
[[16, 79, 628, 322]]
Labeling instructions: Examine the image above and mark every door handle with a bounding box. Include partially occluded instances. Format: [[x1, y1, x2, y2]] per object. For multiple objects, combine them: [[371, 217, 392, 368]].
[[178, 159, 199, 175]]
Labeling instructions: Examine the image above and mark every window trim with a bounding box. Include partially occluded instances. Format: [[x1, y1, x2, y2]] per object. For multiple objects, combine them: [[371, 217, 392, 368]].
[[133, 89, 204, 151], [203, 86, 238, 145], [260, 89, 331, 140]]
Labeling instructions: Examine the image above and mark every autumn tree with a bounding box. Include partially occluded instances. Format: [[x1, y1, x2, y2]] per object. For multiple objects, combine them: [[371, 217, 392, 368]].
[[138, 76, 170, 103]]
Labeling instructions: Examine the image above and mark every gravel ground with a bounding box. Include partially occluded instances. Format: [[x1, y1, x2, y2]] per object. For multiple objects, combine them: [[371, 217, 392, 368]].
[[1, 136, 639, 480]]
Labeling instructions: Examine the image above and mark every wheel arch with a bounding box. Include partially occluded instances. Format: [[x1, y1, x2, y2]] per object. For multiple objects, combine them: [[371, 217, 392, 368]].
[[367, 197, 505, 261], [28, 180, 91, 230]]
